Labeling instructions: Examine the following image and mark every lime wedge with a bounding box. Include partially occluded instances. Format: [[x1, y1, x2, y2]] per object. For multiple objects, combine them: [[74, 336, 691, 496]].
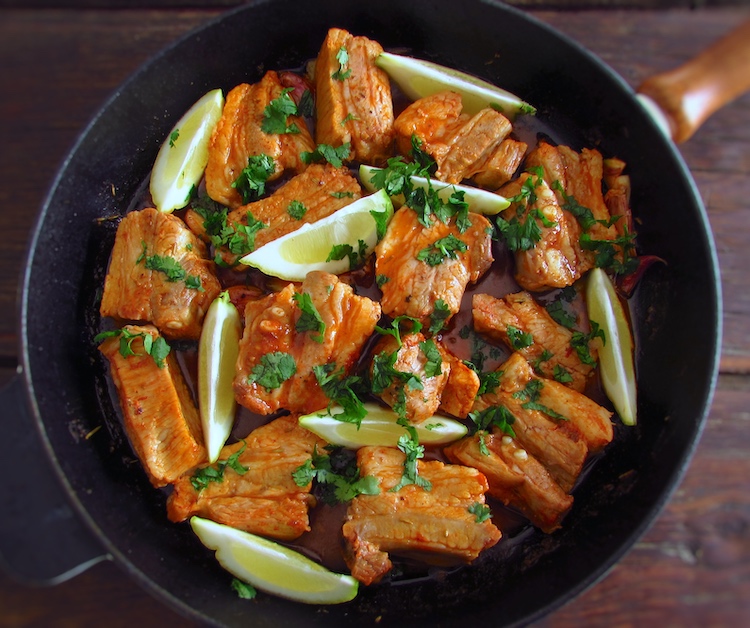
[[299, 402, 468, 448], [239, 189, 393, 281], [190, 517, 359, 604], [198, 291, 241, 462], [150, 89, 224, 213], [376, 52, 535, 118], [359, 164, 510, 215], [585, 268, 637, 426]]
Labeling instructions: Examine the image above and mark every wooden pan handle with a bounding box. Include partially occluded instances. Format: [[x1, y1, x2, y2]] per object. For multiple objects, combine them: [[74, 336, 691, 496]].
[[638, 19, 750, 143]]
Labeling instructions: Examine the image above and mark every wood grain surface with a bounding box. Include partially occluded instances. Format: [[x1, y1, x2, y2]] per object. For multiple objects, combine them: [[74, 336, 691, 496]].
[[1, 5, 749, 627]]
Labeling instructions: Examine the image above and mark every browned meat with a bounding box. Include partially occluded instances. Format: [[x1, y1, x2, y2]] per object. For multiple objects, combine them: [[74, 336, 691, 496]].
[[472, 138, 528, 190], [342, 446, 501, 585], [167, 416, 326, 540], [315, 28, 394, 164], [234, 271, 381, 415], [375, 206, 493, 325], [205, 71, 315, 208], [227, 164, 361, 252], [99, 207, 221, 340], [526, 141, 618, 243], [472, 291, 596, 393], [499, 172, 591, 292], [439, 349, 480, 418], [370, 332, 450, 424], [394, 91, 514, 184], [603, 157, 634, 241], [445, 432, 573, 533], [98, 325, 205, 488], [472, 352, 588, 492]]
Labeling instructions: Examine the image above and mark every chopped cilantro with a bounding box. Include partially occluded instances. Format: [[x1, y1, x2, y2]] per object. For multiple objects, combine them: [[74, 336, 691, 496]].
[[375, 315, 422, 347], [469, 405, 516, 438], [370, 208, 390, 241], [416, 234, 468, 266], [247, 352, 296, 390], [376, 273, 390, 288], [232, 154, 276, 203], [231, 579, 257, 600], [428, 298, 451, 334], [546, 298, 577, 329], [287, 199, 307, 220], [512, 379, 568, 421], [468, 502, 492, 523], [169, 129, 179, 147], [326, 239, 368, 270], [190, 441, 248, 491], [301, 142, 351, 168], [553, 364, 574, 384], [293, 445, 380, 505], [261, 87, 300, 135], [332, 45, 352, 81], [507, 324, 533, 350], [293, 292, 325, 343], [94, 327, 171, 369], [298, 89, 315, 118], [570, 320, 605, 366], [419, 339, 443, 378], [313, 363, 367, 427], [140, 250, 204, 291], [391, 433, 431, 492]]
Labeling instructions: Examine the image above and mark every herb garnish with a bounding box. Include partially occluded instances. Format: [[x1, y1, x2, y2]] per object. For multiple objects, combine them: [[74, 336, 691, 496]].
[[507, 324, 533, 351], [416, 234, 468, 266], [247, 352, 297, 390], [468, 502, 492, 523], [231, 579, 257, 600], [553, 364, 574, 384], [169, 129, 179, 147], [232, 153, 276, 203], [331, 45, 352, 81], [375, 315, 422, 347], [512, 379, 568, 421], [428, 298, 451, 334], [190, 441, 249, 491], [293, 292, 326, 343], [419, 339, 443, 378], [94, 327, 171, 369], [293, 445, 380, 505], [326, 239, 368, 270], [137, 242, 204, 291], [261, 88, 301, 135], [469, 405, 517, 441], [570, 320, 605, 366], [392, 432, 432, 492], [301, 142, 351, 168], [313, 363, 368, 427], [287, 200, 307, 220]]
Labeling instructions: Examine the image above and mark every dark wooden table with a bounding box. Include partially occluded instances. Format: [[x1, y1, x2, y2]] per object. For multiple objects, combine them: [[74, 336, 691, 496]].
[[2, 4, 750, 627]]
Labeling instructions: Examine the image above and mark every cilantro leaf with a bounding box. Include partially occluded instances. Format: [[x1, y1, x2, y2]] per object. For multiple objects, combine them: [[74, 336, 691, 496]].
[[293, 292, 325, 343], [391, 433, 432, 492], [416, 234, 468, 266], [570, 320, 605, 366], [261, 87, 301, 135], [232, 153, 276, 203], [313, 363, 367, 427], [190, 441, 249, 491], [428, 298, 451, 334], [546, 298, 577, 329], [507, 324, 533, 351], [301, 143, 351, 168], [468, 502, 492, 523], [231, 579, 257, 600], [332, 45, 352, 80], [419, 339, 443, 378], [248, 352, 297, 390], [287, 199, 307, 220], [94, 327, 171, 369], [469, 405, 516, 438]]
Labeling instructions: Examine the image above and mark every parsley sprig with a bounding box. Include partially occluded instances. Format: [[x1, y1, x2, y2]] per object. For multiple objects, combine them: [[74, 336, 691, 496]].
[[313, 363, 368, 427], [417, 233, 468, 266], [232, 153, 276, 203], [512, 379, 568, 421], [293, 292, 326, 343], [136, 242, 203, 291], [261, 88, 301, 135], [247, 352, 297, 390]]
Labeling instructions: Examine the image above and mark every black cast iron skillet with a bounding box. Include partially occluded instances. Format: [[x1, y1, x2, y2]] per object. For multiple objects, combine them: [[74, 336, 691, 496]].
[[0, 1, 732, 625]]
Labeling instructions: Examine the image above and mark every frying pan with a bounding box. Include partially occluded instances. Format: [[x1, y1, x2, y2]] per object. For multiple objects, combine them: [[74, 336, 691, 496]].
[[0, 0, 738, 625]]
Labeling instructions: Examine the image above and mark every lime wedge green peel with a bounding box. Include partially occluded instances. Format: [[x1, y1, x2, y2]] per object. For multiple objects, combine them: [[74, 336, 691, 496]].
[[198, 291, 241, 463], [585, 268, 637, 426], [190, 517, 359, 605], [239, 189, 393, 281], [359, 164, 510, 215], [375, 52, 535, 118], [299, 402, 468, 448], [150, 88, 224, 213]]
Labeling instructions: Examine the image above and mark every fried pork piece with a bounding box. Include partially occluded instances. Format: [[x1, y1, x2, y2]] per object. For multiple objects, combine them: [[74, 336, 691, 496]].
[[472, 291, 595, 393], [375, 207, 493, 325], [473, 352, 588, 492], [439, 349, 481, 418], [393, 91, 516, 184], [315, 28, 394, 164], [472, 138, 528, 190], [445, 432, 573, 533], [167, 416, 326, 540], [234, 271, 381, 415], [342, 446, 501, 585], [370, 332, 450, 424], [526, 141, 619, 243], [100, 207, 221, 340], [98, 325, 205, 488], [499, 171, 591, 292], [205, 71, 315, 208]]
